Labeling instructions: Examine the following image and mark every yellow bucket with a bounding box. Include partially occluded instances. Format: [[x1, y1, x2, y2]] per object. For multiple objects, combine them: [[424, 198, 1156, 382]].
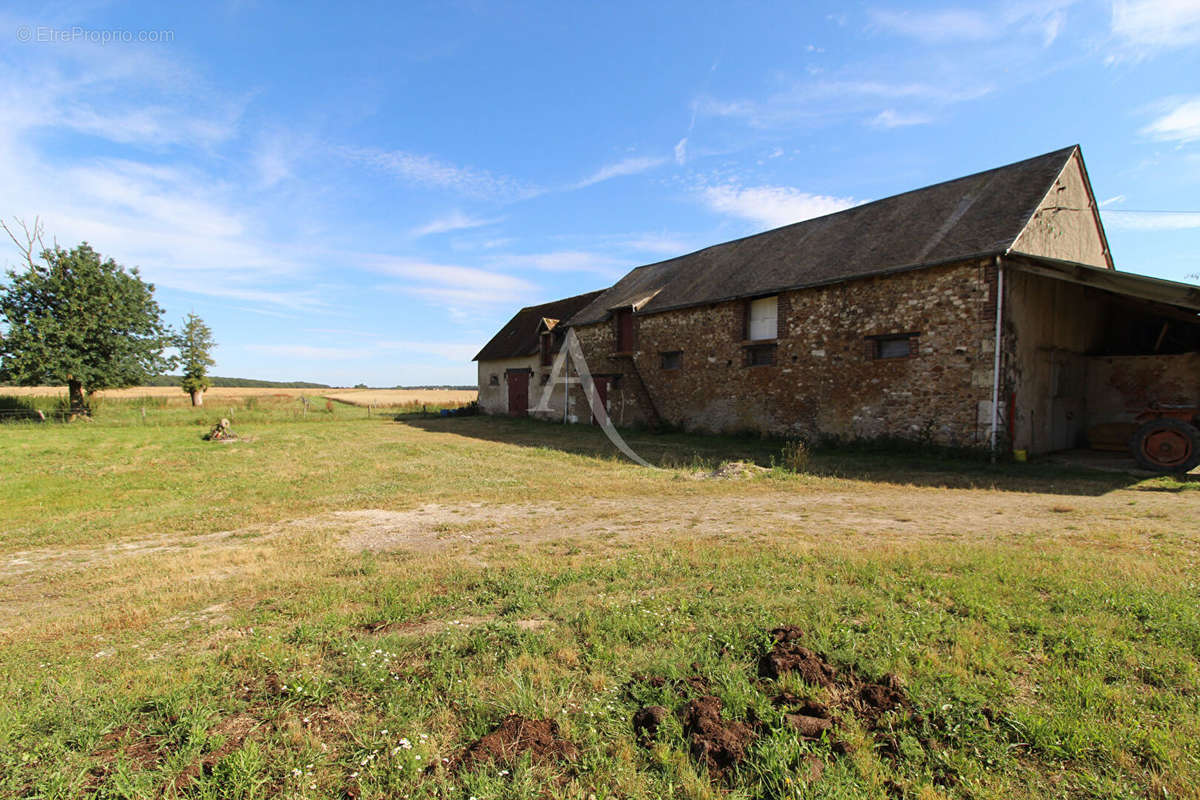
[[1013, 449, 1028, 462]]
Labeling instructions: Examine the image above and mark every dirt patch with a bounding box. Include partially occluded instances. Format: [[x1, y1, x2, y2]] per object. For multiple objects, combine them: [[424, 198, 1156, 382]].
[[455, 714, 577, 770], [172, 713, 260, 791], [759, 626, 920, 756], [632, 705, 669, 743], [87, 725, 168, 785], [681, 695, 756, 772]]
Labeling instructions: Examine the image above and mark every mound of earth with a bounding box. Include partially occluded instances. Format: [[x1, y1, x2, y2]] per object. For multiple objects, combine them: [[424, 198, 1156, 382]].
[[695, 461, 769, 480], [456, 714, 577, 770], [681, 696, 756, 772]]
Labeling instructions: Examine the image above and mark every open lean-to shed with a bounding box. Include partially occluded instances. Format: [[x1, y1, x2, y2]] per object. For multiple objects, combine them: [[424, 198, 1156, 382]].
[[477, 146, 1200, 471]]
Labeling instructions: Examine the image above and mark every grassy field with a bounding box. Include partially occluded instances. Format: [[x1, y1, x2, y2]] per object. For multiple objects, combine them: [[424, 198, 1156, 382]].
[[1, 398, 1198, 799]]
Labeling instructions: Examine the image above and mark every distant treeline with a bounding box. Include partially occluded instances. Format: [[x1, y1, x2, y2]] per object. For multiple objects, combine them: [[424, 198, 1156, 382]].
[[392, 385, 475, 391], [144, 375, 332, 389]]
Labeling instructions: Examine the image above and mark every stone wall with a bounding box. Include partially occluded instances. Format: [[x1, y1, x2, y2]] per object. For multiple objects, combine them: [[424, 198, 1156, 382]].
[[571, 259, 1001, 446]]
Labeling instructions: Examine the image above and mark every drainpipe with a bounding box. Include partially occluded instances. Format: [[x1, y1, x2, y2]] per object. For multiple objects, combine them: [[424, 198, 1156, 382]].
[[989, 256, 1004, 461], [563, 352, 570, 424]]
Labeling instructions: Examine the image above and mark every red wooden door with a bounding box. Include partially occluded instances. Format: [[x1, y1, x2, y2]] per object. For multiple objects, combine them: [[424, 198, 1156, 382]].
[[590, 377, 609, 425], [506, 371, 529, 417]]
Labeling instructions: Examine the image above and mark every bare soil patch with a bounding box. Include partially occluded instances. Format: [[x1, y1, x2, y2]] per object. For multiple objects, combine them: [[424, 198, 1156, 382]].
[[682, 695, 756, 772], [454, 714, 577, 770]]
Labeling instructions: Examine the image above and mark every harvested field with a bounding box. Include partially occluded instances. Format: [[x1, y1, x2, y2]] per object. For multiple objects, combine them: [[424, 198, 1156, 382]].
[[0, 385, 311, 400], [321, 388, 476, 407]]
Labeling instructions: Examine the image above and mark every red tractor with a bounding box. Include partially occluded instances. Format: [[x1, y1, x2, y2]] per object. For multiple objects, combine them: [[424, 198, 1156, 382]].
[[1130, 404, 1200, 473]]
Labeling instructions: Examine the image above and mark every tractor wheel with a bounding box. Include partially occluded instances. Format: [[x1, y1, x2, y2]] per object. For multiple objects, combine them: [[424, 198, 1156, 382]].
[[1130, 418, 1200, 473]]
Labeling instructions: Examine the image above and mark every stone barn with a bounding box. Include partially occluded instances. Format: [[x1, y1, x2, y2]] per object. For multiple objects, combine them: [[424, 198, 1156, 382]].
[[474, 290, 603, 417], [543, 145, 1200, 458]]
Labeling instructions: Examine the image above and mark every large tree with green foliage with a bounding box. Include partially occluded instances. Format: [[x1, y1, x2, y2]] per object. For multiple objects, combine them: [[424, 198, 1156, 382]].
[[177, 313, 216, 406], [0, 218, 174, 413]]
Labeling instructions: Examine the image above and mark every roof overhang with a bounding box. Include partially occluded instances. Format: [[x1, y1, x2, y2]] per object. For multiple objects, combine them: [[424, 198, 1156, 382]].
[[1005, 254, 1200, 313]]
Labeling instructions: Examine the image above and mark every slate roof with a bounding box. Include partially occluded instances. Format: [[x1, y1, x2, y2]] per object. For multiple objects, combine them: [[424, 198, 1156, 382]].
[[474, 290, 605, 362], [567, 146, 1081, 326]]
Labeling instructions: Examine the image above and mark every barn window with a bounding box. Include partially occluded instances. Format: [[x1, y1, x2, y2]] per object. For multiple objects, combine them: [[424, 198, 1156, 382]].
[[540, 373, 550, 385], [488, 374, 499, 385], [660, 351, 682, 370], [746, 296, 778, 341], [745, 343, 776, 367], [539, 331, 553, 366], [615, 308, 634, 352], [867, 333, 919, 360]]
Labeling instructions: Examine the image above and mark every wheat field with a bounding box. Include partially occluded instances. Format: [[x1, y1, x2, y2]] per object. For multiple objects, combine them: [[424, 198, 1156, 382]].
[[2, 385, 477, 406], [321, 388, 476, 406]]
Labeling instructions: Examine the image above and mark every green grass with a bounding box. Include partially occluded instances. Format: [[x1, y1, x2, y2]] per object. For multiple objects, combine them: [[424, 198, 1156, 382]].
[[1, 400, 1198, 798]]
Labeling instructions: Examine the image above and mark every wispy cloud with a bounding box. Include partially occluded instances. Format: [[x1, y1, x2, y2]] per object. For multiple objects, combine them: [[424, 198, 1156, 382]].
[[1102, 210, 1200, 230], [1141, 96, 1200, 143], [246, 344, 369, 360], [869, 4, 1070, 47], [574, 156, 668, 188], [341, 146, 538, 201], [700, 184, 860, 230], [411, 211, 503, 237], [362, 255, 537, 313], [697, 79, 993, 130], [868, 109, 934, 128], [1111, 0, 1200, 57], [868, 8, 996, 41], [496, 250, 628, 276]]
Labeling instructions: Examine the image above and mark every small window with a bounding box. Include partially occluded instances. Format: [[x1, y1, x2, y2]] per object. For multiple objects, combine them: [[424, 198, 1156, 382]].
[[660, 351, 682, 370], [488, 374, 499, 385], [615, 308, 634, 352], [745, 343, 776, 367], [868, 333, 919, 360], [540, 373, 550, 385], [746, 296, 778, 341]]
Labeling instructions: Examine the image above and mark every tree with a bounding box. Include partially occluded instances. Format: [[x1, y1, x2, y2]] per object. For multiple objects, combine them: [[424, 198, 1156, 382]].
[[177, 313, 216, 406], [0, 218, 174, 413]]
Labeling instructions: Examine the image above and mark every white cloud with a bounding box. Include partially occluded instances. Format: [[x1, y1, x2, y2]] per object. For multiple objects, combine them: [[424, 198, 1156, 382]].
[[411, 211, 503, 237], [361, 255, 537, 311], [869, 109, 934, 128], [497, 250, 628, 276], [1102, 210, 1200, 230], [1111, 0, 1200, 54], [1100, 194, 1127, 207], [377, 340, 480, 361], [869, 4, 1071, 46], [246, 344, 369, 360], [674, 137, 688, 165], [574, 156, 668, 188], [700, 184, 860, 230], [697, 79, 992, 129], [1141, 97, 1200, 143], [868, 8, 995, 41], [341, 146, 538, 201], [622, 233, 697, 256]]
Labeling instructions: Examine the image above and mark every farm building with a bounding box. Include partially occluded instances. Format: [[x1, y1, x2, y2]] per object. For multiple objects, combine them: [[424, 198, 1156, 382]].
[[473, 290, 604, 417], [478, 146, 1200, 465]]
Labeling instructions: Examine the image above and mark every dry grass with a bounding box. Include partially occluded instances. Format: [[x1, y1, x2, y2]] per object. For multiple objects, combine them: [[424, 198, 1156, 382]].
[[322, 388, 476, 407]]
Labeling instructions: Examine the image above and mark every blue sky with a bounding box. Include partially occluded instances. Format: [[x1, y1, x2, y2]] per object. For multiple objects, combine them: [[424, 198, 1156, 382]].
[[2, 1, 1199, 386]]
